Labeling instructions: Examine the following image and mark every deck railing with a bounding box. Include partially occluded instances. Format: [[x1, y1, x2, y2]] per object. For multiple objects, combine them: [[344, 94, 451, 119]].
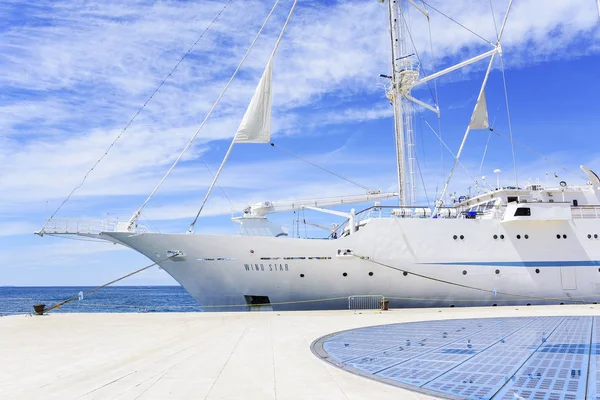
[[571, 206, 600, 219], [348, 295, 384, 310], [38, 218, 149, 235]]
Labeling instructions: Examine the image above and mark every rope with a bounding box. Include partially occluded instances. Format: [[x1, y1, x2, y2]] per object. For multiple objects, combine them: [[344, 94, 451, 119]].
[[46, 0, 235, 223], [133, 0, 282, 229], [42, 255, 175, 313], [269, 142, 370, 191], [353, 254, 588, 304]]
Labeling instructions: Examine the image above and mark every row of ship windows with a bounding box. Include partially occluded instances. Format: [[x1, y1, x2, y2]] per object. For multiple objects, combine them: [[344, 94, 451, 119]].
[[298, 267, 600, 279], [453, 233, 599, 241]]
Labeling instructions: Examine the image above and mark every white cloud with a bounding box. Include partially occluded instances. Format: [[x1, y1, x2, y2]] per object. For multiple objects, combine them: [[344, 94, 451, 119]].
[[1, 0, 599, 285]]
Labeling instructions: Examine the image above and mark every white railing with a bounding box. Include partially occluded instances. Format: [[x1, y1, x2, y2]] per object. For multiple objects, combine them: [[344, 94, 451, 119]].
[[38, 218, 149, 235], [348, 295, 385, 310], [571, 206, 600, 219]]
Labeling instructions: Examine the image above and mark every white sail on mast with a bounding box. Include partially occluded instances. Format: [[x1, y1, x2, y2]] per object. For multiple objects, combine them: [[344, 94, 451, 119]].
[[234, 58, 273, 143], [469, 91, 489, 130]]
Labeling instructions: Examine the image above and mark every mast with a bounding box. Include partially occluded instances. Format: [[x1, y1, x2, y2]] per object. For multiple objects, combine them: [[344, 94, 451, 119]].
[[388, 0, 407, 206], [387, 0, 420, 206]]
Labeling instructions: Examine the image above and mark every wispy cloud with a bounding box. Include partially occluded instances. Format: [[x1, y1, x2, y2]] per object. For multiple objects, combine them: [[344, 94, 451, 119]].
[[1, 0, 599, 285]]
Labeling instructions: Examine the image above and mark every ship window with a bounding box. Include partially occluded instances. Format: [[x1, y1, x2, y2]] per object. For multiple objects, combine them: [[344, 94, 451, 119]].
[[573, 199, 578, 206], [342, 272, 348, 277], [514, 207, 531, 216], [300, 274, 305, 278], [507, 196, 518, 203], [535, 269, 540, 274], [495, 269, 500, 275], [403, 271, 408, 276], [368, 272, 373, 276]]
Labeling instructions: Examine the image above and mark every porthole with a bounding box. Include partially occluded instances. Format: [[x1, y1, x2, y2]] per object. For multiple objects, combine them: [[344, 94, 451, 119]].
[[453, 235, 458, 240], [560, 302, 564, 305], [556, 234, 561, 239], [450, 304, 455, 308], [460, 235, 465, 240], [462, 270, 467, 275], [524, 234, 529, 239], [368, 271, 373, 276], [342, 272, 347, 277], [492, 304, 497, 307], [500, 234, 505, 239], [563, 234, 567, 239], [527, 303, 531, 306], [588, 234, 592, 239], [516, 234, 521, 239], [300, 273, 305, 278], [595, 234, 599, 239], [493, 234, 498, 240], [495, 269, 500, 275], [598, 268, 600, 273], [535, 268, 540, 274], [403, 271, 408, 276]]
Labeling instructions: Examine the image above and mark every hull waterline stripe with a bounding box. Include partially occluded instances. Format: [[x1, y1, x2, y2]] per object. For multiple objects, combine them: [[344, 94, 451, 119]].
[[420, 260, 600, 267]]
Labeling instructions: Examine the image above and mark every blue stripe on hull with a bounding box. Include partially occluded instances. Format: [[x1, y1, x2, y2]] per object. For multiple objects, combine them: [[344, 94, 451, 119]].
[[421, 261, 600, 267]]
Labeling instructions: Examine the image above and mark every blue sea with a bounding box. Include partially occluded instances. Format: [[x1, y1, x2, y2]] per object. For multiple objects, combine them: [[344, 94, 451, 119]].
[[0, 286, 203, 315]]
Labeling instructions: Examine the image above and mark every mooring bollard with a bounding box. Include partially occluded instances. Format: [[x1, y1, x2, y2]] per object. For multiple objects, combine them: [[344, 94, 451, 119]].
[[33, 304, 46, 315], [380, 298, 389, 311]]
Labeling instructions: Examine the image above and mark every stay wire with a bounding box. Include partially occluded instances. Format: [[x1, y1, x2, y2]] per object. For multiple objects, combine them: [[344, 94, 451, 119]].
[[420, 0, 494, 47], [269, 142, 370, 191], [45, 0, 236, 223], [135, 0, 282, 226], [399, 12, 437, 108], [198, 154, 236, 214], [487, 128, 588, 182]]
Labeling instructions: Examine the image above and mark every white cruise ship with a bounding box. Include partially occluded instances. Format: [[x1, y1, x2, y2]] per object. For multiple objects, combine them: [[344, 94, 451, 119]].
[[38, 0, 600, 311]]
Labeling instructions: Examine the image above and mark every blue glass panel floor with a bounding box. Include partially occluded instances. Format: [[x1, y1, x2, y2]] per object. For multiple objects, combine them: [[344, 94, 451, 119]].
[[312, 316, 600, 400]]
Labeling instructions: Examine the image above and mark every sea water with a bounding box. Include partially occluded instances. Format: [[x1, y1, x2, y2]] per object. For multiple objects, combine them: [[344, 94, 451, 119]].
[[0, 286, 203, 315]]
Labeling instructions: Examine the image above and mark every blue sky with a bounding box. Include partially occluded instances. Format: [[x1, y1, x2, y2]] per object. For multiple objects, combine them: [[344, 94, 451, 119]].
[[1, 0, 599, 286]]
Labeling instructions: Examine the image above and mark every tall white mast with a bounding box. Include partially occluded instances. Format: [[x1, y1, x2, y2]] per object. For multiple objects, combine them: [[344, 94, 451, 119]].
[[387, 0, 422, 206], [387, 0, 407, 206]]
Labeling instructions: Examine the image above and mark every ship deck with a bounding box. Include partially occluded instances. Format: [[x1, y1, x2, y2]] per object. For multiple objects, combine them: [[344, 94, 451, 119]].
[[1, 305, 599, 399]]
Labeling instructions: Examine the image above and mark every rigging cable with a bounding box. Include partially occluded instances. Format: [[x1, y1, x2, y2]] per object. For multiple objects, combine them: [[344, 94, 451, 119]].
[[269, 142, 371, 191], [422, 0, 446, 195], [353, 254, 587, 304], [45, 0, 236, 224], [420, 117, 480, 192], [42, 255, 176, 314], [487, 128, 588, 182], [132, 0, 283, 229], [489, 0, 519, 188], [420, 0, 495, 46], [197, 154, 236, 214]]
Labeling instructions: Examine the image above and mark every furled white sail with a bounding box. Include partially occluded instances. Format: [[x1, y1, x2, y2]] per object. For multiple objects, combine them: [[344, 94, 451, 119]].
[[469, 91, 489, 130], [234, 59, 273, 143]]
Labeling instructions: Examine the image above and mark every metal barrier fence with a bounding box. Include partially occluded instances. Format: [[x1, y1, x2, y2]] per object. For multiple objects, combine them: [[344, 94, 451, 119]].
[[348, 295, 385, 310]]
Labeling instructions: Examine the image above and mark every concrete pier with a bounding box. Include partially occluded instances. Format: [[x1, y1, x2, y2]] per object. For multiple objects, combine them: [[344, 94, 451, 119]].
[[1, 305, 598, 399]]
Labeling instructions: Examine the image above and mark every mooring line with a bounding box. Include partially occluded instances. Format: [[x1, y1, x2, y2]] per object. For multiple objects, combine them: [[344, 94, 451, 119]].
[[42, 255, 176, 314]]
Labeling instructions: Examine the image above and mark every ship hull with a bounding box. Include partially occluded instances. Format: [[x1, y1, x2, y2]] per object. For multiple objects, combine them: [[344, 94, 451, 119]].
[[104, 216, 600, 311]]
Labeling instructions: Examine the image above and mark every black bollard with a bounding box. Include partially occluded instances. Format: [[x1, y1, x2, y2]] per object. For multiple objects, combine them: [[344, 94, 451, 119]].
[[33, 304, 46, 315]]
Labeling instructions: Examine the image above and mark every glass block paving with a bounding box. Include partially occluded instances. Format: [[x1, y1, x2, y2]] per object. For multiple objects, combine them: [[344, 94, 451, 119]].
[[311, 316, 600, 400]]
